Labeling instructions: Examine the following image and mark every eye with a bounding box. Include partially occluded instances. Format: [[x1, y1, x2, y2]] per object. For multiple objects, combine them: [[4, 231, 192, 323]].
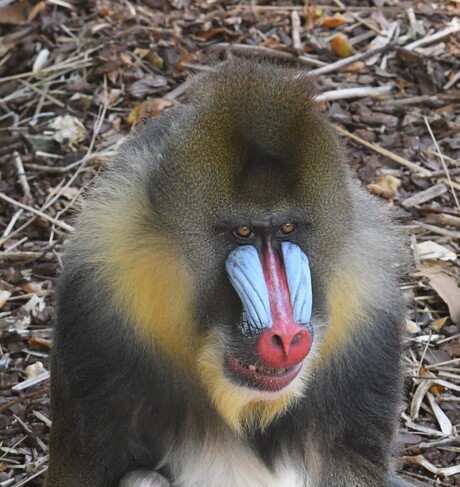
[[234, 225, 254, 239], [280, 222, 295, 235]]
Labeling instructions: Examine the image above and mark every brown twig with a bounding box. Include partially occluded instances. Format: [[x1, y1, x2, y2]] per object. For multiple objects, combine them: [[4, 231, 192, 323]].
[[0, 388, 49, 414], [12, 152, 32, 200], [310, 43, 396, 76], [424, 116, 460, 212], [405, 19, 460, 51], [334, 125, 432, 175], [0, 191, 74, 233]]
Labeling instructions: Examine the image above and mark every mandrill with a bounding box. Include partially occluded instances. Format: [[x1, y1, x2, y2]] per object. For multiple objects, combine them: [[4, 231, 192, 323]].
[[46, 59, 414, 487]]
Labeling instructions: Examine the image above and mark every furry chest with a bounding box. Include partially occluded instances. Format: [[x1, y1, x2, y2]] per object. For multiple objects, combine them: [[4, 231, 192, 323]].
[[165, 439, 309, 487]]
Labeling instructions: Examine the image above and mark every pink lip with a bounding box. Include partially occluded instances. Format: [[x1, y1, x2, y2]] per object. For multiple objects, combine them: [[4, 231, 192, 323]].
[[226, 356, 302, 391]]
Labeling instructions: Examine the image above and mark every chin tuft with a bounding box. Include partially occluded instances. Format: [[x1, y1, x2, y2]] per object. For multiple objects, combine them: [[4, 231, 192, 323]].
[[197, 332, 306, 434]]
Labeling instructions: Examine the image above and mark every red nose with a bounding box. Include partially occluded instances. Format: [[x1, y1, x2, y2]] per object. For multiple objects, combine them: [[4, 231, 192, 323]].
[[257, 325, 311, 369]]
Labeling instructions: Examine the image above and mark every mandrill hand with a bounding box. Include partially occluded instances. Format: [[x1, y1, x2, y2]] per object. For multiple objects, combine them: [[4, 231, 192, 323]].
[[119, 470, 171, 487]]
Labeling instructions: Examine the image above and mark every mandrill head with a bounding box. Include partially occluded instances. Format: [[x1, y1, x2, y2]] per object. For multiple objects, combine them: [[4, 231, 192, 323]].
[[91, 58, 362, 433], [145, 59, 354, 432]]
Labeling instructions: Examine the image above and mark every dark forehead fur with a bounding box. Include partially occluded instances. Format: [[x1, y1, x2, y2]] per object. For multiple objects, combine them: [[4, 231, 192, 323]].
[[187, 58, 319, 152], [144, 58, 350, 222]]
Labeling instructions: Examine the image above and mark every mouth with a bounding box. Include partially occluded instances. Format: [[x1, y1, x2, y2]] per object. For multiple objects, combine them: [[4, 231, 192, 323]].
[[225, 355, 302, 391]]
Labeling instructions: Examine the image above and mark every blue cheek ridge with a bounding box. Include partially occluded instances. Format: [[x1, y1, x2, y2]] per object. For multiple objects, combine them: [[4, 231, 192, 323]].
[[282, 241, 313, 326], [225, 245, 272, 334]]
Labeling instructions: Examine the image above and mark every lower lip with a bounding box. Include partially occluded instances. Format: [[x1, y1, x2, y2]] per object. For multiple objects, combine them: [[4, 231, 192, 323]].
[[226, 356, 303, 391]]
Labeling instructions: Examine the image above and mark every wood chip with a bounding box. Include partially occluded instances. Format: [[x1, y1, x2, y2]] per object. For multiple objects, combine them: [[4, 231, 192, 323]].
[[402, 183, 448, 208]]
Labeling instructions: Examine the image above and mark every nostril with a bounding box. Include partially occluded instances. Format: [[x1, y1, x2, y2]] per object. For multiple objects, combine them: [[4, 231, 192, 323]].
[[291, 332, 303, 346], [271, 334, 284, 348]]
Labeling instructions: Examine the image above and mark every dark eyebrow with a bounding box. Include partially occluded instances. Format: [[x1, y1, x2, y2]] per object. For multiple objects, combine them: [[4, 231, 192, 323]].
[[215, 212, 311, 229]]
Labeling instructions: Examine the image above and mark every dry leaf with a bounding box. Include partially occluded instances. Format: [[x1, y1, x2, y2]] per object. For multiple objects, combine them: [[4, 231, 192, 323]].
[[108, 88, 121, 105], [176, 49, 195, 70], [0, 290, 11, 310], [343, 61, 366, 73], [367, 175, 401, 199], [406, 319, 421, 334], [418, 266, 460, 325], [25, 361, 45, 379], [428, 384, 445, 395], [134, 49, 164, 69], [440, 336, 460, 357], [19, 282, 42, 293], [28, 337, 53, 350], [107, 69, 118, 85], [440, 464, 460, 478], [416, 241, 457, 262], [133, 47, 150, 58], [61, 186, 81, 201], [426, 391, 453, 435], [126, 98, 177, 126], [330, 35, 353, 58], [411, 375, 436, 420], [146, 51, 164, 69], [48, 115, 87, 146], [22, 294, 45, 314], [321, 13, 347, 28], [129, 75, 168, 99], [27, 1, 46, 21], [33, 48, 49, 72], [0, 1, 29, 24], [301, 5, 321, 30], [400, 454, 439, 475], [430, 316, 448, 332], [32, 217, 50, 229]]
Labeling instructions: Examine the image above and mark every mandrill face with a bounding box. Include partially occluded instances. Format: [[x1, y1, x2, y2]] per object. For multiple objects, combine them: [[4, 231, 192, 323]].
[[141, 63, 353, 431], [147, 141, 347, 431], [185, 210, 320, 430]]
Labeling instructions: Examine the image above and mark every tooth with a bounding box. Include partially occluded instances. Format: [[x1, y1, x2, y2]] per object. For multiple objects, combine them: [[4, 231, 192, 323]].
[[249, 365, 256, 371]]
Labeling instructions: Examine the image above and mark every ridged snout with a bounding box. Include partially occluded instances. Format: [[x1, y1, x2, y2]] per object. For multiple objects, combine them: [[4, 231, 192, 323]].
[[226, 241, 313, 369]]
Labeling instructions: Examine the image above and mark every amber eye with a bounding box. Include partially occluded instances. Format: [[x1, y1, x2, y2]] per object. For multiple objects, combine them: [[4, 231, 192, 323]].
[[280, 222, 295, 235], [234, 226, 254, 239]]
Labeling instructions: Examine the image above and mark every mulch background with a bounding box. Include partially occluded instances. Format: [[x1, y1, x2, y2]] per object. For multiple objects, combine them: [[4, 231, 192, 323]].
[[0, 0, 459, 485]]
